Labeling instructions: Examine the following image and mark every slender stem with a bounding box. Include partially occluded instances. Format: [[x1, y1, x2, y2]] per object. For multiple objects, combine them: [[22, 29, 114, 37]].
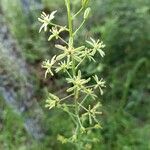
[[78, 102, 88, 112], [73, 19, 85, 36], [61, 107, 77, 125], [72, 58, 76, 76], [65, 0, 75, 76], [75, 89, 79, 115], [86, 84, 96, 88], [77, 115, 83, 128], [66, 0, 80, 132], [60, 93, 74, 101], [65, 70, 72, 78], [58, 35, 68, 45], [75, 56, 86, 69], [66, 0, 73, 39], [73, 7, 84, 19], [80, 95, 89, 107], [50, 22, 68, 30]]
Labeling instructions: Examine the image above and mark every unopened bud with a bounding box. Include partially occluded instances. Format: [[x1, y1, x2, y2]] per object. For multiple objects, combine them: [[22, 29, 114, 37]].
[[82, 0, 89, 8], [84, 7, 91, 19]]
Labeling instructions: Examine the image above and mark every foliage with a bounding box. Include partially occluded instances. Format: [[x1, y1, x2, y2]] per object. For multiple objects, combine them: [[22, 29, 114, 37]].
[[0, 99, 43, 150]]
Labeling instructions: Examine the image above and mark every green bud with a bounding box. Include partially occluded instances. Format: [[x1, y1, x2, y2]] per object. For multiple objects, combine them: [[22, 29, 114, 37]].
[[84, 7, 91, 19], [82, 0, 89, 8]]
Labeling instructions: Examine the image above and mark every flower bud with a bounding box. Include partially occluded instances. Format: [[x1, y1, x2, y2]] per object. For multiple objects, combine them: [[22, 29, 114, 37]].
[[84, 7, 91, 19], [82, 0, 89, 8]]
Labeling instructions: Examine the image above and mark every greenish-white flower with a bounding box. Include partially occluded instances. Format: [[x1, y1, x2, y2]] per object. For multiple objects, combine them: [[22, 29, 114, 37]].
[[86, 37, 105, 57], [82, 102, 102, 125], [66, 70, 90, 92], [48, 26, 67, 41], [80, 48, 95, 62], [83, 88, 97, 100], [55, 45, 84, 62], [57, 135, 68, 144], [42, 55, 56, 78], [55, 61, 72, 73], [38, 11, 57, 32], [45, 93, 60, 109], [93, 75, 106, 95]]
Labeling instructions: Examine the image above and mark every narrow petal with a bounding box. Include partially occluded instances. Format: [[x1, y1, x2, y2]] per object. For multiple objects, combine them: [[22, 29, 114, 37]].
[[38, 18, 44, 23], [39, 24, 45, 33], [56, 54, 66, 60], [48, 35, 55, 41], [55, 44, 66, 51], [49, 10, 57, 20]]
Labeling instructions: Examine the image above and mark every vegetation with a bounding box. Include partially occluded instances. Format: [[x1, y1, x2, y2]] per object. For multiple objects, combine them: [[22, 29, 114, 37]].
[[0, 0, 149, 149]]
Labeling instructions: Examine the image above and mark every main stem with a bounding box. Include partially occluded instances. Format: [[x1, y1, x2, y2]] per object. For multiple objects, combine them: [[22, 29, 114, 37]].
[[66, 0, 79, 128]]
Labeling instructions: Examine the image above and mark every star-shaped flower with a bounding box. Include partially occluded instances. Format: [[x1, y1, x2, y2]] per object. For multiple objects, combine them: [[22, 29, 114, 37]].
[[66, 70, 90, 92], [83, 88, 97, 100], [42, 55, 57, 78], [55, 61, 72, 73], [45, 93, 60, 109], [79, 48, 96, 62], [38, 11, 57, 32], [55, 45, 84, 62], [48, 26, 67, 41], [86, 37, 105, 57], [81, 102, 102, 125], [93, 75, 106, 95]]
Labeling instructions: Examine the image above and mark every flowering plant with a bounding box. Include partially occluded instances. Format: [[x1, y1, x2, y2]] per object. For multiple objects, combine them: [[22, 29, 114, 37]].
[[38, 0, 106, 146]]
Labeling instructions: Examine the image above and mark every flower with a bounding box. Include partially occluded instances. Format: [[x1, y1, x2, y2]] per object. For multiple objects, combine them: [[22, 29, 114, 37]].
[[38, 11, 57, 32], [83, 88, 97, 100], [66, 70, 90, 92], [48, 26, 67, 41], [55, 45, 84, 62], [80, 48, 96, 62], [55, 61, 72, 73], [81, 102, 102, 125], [45, 93, 60, 109], [86, 37, 105, 57], [42, 55, 56, 78], [57, 135, 68, 144], [93, 75, 106, 95]]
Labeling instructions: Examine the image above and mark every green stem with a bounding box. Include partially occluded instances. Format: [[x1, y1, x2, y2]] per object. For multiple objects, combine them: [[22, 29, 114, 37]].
[[60, 93, 74, 101], [66, 0, 80, 133], [65, 0, 75, 76], [73, 19, 85, 36], [79, 95, 89, 108], [73, 7, 84, 19], [66, 0, 73, 40], [50, 22, 67, 29], [75, 56, 86, 69], [61, 107, 77, 125], [65, 70, 72, 78], [75, 89, 79, 115], [58, 35, 68, 45]]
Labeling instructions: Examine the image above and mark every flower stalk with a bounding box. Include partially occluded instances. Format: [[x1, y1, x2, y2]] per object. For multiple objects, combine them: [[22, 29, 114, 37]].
[[38, 0, 106, 146]]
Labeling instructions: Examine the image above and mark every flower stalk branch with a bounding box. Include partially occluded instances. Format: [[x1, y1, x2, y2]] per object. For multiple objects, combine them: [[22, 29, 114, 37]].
[[38, 0, 106, 146]]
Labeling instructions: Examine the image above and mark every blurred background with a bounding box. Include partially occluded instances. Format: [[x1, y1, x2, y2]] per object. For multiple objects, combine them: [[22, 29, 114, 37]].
[[0, 0, 149, 149]]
